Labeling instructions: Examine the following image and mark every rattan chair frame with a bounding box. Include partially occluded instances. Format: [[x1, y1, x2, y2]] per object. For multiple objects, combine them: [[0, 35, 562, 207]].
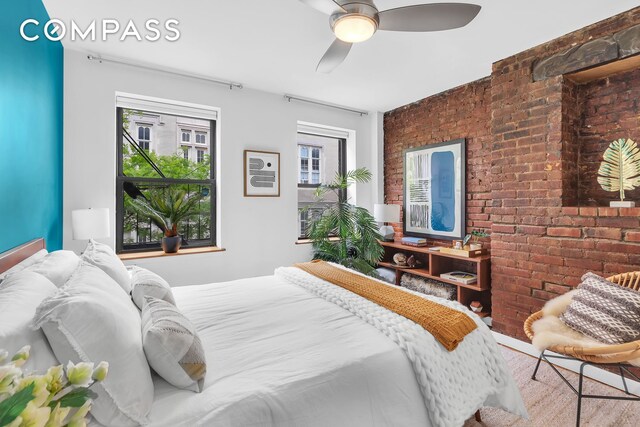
[[523, 271, 640, 427]]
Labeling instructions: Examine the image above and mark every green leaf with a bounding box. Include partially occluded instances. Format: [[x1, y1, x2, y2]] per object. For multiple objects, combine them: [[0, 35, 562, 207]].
[[0, 383, 35, 426], [48, 387, 98, 409]]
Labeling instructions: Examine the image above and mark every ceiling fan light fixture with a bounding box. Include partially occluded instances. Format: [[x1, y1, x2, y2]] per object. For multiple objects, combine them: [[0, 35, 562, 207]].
[[333, 14, 377, 43]]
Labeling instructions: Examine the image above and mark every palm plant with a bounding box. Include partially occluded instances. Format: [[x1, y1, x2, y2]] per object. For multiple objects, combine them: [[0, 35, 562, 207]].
[[128, 187, 207, 237], [305, 168, 383, 276]]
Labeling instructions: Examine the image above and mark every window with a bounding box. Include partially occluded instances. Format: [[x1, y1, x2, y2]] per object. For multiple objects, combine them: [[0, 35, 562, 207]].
[[181, 131, 191, 142], [117, 101, 217, 254], [297, 132, 346, 239], [137, 126, 151, 150], [195, 132, 206, 144]]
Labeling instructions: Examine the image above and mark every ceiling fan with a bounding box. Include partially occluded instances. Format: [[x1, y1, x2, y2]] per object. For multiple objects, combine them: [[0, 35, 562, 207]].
[[299, 0, 481, 73]]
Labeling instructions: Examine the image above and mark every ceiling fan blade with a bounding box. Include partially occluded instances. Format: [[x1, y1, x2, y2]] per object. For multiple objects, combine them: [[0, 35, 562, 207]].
[[378, 3, 481, 32], [298, 0, 346, 15], [316, 39, 352, 73]]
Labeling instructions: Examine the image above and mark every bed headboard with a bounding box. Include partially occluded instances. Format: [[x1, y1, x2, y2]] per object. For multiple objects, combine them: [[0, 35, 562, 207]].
[[0, 239, 46, 274]]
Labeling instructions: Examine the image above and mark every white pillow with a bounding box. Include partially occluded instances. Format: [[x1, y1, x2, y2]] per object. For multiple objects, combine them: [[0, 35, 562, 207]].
[[0, 249, 48, 281], [22, 250, 81, 287], [33, 262, 153, 426], [141, 297, 206, 392], [0, 271, 59, 373], [129, 266, 176, 310], [81, 239, 131, 294]]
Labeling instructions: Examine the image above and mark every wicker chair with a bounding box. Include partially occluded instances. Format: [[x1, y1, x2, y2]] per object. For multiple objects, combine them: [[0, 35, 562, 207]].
[[524, 272, 640, 427]]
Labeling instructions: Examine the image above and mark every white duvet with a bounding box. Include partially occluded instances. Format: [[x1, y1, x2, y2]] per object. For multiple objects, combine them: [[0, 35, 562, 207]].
[[139, 271, 526, 427]]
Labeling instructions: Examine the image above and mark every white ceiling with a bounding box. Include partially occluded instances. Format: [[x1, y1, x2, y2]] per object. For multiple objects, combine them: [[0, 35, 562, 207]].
[[43, 0, 638, 112]]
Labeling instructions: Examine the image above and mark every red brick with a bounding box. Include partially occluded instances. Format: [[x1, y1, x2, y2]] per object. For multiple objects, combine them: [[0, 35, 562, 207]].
[[625, 231, 640, 242], [492, 224, 515, 234], [547, 227, 582, 238]]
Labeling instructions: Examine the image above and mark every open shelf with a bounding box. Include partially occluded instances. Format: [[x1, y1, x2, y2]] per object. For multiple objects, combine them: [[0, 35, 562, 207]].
[[378, 240, 491, 315]]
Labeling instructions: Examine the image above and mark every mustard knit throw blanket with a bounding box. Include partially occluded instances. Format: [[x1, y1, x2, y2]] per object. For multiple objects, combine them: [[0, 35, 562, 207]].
[[295, 261, 477, 351]]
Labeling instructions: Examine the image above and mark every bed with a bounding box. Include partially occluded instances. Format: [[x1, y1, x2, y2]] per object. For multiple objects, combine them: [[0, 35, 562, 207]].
[[0, 239, 527, 427]]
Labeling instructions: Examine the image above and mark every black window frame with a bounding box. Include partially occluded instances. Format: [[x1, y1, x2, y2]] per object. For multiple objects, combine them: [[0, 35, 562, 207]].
[[297, 133, 347, 239], [116, 107, 217, 254]]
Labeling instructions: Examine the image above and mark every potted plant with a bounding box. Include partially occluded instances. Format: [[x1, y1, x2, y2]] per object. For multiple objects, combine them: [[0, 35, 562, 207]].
[[467, 229, 489, 250], [129, 187, 207, 253], [304, 168, 384, 277]]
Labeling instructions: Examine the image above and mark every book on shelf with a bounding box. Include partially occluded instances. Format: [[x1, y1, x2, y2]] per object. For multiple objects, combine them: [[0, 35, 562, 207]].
[[401, 237, 428, 247], [401, 241, 428, 247], [440, 271, 477, 285]]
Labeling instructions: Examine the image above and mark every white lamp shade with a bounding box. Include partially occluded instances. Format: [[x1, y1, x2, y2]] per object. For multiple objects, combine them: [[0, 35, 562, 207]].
[[71, 208, 110, 240], [373, 204, 401, 223]]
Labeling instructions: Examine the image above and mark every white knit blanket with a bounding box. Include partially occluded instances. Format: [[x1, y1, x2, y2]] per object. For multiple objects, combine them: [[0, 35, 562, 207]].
[[275, 266, 528, 427]]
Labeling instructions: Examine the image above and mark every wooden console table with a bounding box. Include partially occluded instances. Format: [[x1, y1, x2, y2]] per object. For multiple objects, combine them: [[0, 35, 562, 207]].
[[378, 241, 491, 316]]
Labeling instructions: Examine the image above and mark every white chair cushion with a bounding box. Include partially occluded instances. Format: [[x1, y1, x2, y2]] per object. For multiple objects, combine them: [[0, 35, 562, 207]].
[[33, 262, 153, 426]]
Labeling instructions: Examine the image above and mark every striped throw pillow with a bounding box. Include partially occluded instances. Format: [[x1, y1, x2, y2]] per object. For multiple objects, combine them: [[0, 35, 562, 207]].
[[560, 272, 640, 344]]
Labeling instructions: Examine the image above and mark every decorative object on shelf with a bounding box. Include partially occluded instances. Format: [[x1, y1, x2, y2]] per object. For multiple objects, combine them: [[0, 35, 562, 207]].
[[441, 271, 477, 285], [470, 301, 483, 313], [406, 255, 417, 268], [404, 139, 466, 240], [597, 138, 640, 208], [469, 229, 489, 250], [374, 203, 401, 241], [375, 267, 396, 284], [453, 240, 463, 249], [393, 252, 408, 266], [244, 150, 280, 197], [129, 187, 208, 253], [400, 274, 457, 300], [401, 236, 427, 247], [439, 246, 486, 258], [0, 345, 108, 427], [306, 168, 383, 276], [71, 208, 110, 241]]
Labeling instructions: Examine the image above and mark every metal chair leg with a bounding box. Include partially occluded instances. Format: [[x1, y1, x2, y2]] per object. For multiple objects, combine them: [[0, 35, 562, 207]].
[[619, 366, 630, 395], [532, 350, 544, 380], [576, 363, 586, 427]]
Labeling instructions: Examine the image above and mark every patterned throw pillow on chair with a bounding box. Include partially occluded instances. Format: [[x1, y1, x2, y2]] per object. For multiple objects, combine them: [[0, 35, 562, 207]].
[[560, 272, 640, 344]]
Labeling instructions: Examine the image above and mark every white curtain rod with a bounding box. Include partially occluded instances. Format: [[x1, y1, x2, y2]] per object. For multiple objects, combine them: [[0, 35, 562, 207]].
[[284, 94, 369, 116], [86, 54, 243, 90]]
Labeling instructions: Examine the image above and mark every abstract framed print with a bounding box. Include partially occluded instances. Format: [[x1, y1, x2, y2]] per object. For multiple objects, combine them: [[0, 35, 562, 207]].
[[244, 150, 280, 197], [403, 139, 466, 240]]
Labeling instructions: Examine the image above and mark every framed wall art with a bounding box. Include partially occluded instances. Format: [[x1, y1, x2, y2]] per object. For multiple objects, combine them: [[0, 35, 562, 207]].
[[403, 139, 466, 240], [244, 150, 280, 197]]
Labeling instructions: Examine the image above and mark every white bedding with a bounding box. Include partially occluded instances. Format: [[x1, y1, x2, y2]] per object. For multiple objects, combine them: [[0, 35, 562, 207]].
[[146, 274, 431, 427], [99, 272, 525, 427]]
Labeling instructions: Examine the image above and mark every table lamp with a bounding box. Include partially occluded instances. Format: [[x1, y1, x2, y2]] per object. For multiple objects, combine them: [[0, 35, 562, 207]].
[[373, 204, 400, 242], [71, 208, 110, 240]]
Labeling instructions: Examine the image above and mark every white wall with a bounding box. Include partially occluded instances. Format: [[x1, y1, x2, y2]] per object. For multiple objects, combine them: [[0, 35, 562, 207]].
[[63, 49, 382, 286]]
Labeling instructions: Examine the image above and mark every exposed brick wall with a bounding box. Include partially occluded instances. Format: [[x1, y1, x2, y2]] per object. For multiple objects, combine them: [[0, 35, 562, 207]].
[[383, 78, 492, 247], [577, 68, 640, 205], [384, 7, 640, 341]]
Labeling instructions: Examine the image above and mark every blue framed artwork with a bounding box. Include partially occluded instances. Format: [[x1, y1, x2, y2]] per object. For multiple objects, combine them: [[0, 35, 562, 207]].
[[403, 139, 466, 240]]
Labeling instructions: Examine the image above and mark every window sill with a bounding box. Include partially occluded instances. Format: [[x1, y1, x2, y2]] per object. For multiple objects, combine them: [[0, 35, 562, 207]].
[[295, 237, 341, 245], [118, 246, 225, 261]]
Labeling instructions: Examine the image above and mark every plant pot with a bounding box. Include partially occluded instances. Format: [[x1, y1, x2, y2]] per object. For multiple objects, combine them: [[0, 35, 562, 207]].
[[162, 236, 182, 253]]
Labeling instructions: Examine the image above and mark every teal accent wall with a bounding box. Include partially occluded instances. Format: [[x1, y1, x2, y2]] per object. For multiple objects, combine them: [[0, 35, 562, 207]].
[[0, 0, 63, 252]]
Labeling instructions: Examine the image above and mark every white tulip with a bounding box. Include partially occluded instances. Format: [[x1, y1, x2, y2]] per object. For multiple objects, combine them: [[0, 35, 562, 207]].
[[66, 362, 94, 387]]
